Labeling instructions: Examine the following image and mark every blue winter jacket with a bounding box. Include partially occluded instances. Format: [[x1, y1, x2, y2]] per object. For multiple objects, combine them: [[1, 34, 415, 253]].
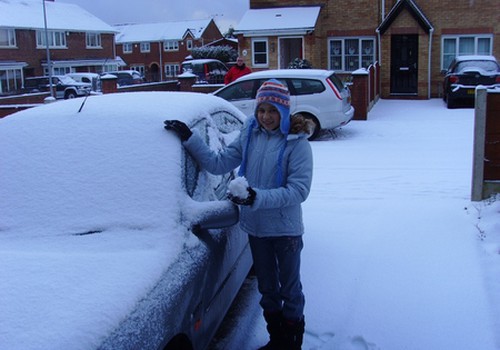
[[183, 117, 313, 237]]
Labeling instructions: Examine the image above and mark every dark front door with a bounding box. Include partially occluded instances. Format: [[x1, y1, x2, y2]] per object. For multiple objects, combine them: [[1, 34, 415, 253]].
[[279, 38, 303, 69], [391, 34, 418, 94]]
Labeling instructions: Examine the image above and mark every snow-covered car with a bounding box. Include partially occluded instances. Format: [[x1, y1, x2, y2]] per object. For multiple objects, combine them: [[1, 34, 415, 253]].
[[442, 55, 500, 108], [181, 59, 229, 85], [213, 69, 355, 140], [0, 92, 252, 350]]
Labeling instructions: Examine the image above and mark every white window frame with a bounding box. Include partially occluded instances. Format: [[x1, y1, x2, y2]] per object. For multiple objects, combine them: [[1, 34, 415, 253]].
[[187, 40, 193, 50], [0, 28, 16, 48], [441, 34, 493, 70], [86, 32, 101, 48], [252, 38, 268, 67], [36, 30, 67, 48], [328, 37, 376, 72], [164, 40, 179, 51], [122, 43, 133, 54], [164, 64, 179, 78], [140, 42, 151, 53]]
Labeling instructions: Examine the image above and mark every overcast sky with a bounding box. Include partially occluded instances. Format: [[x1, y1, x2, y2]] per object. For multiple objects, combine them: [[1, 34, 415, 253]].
[[58, 0, 249, 33]]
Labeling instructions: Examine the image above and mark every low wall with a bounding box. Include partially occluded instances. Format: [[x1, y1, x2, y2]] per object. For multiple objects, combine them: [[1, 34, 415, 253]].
[[0, 92, 50, 118]]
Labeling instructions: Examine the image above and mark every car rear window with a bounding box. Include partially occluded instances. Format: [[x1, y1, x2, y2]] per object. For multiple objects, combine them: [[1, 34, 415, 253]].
[[327, 73, 345, 92], [455, 60, 500, 73]]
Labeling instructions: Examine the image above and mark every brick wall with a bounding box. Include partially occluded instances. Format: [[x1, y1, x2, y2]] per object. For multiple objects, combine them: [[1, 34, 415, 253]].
[[247, 0, 499, 99]]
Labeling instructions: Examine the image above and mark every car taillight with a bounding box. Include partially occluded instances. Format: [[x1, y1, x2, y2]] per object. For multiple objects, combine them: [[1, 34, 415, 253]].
[[496, 76, 500, 83], [326, 78, 342, 100], [449, 75, 459, 84]]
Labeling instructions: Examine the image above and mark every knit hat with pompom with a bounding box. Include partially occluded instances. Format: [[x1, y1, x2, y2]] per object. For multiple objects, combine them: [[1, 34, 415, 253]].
[[255, 79, 291, 135]]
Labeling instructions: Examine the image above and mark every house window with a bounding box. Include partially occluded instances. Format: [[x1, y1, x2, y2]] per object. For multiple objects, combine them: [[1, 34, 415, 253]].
[[187, 40, 193, 50], [328, 37, 375, 72], [0, 28, 16, 47], [140, 42, 150, 53], [165, 64, 179, 78], [36, 30, 66, 48], [86, 33, 101, 48], [123, 43, 132, 54], [0, 69, 22, 94], [164, 40, 179, 51], [252, 39, 268, 67], [441, 35, 493, 69]]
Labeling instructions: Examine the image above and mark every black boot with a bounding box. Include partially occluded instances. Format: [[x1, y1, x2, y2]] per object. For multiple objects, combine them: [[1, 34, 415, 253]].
[[258, 311, 284, 350], [282, 318, 305, 350]]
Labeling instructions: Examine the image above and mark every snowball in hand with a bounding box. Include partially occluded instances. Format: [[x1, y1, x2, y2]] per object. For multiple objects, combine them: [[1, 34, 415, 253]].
[[228, 177, 249, 199]]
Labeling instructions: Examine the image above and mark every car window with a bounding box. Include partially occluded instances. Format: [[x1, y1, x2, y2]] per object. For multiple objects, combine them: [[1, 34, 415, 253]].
[[183, 114, 242, 201], [183, 119, 206, 198], [216, 80, 255, 101], [455, 60, 500, 73], [327, 73, 345, 92], [290, 79, 325, 95], [210, 110, 244, 135]]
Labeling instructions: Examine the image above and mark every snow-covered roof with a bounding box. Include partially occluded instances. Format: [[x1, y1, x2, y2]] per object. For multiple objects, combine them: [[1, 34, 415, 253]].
[[115, 19, 214, 44], [0, 0, 117, 33], [377, 0, 433, 35], [235, 6, 321, 36]]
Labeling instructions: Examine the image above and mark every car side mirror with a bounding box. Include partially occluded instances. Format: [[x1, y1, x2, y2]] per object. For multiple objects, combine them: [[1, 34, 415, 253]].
[[187, 200, 239, 232]]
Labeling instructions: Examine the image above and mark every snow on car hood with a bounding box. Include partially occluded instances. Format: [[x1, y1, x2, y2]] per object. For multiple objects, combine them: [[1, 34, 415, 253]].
[[0, 91, 234, 236]]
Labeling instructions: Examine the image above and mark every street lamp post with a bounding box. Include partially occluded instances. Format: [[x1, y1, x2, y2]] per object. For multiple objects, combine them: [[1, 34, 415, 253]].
[[42, 0, 54, 98]]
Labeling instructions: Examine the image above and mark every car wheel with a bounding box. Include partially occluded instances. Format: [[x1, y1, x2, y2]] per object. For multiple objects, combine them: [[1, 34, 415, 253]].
[[303, 114, 321, 141], [65, 91, 77, 99]]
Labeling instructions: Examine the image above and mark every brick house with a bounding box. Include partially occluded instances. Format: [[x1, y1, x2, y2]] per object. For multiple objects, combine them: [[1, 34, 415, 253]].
[[114, 19, 224, 82], [235, 0, 500, 99], [0, 0, 121, 95]]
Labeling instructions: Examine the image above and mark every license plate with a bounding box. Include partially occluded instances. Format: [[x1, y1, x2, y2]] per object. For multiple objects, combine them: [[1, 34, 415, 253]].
[[467, 89, 475, 95]]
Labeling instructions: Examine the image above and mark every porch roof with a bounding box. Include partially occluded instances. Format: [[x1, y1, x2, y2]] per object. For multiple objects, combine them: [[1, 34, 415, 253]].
[[235, 6, 321, 36], [40, 57, 126, 68], [377, 0, 434, 35], [0, 61, 28, 71]]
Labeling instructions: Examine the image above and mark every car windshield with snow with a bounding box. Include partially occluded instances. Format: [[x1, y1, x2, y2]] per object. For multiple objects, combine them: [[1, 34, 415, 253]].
[[0, 91, 252, 350]]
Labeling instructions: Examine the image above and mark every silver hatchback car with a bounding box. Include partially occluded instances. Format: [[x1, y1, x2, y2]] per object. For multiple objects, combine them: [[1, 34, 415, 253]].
[[214, 69, 355, 140]]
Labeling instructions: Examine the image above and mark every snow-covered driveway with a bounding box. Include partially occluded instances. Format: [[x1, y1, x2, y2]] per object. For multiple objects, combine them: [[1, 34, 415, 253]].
[[212, 99, 499, 350]]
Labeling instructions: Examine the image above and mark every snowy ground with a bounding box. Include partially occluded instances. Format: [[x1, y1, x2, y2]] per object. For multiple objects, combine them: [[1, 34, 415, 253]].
[[210, 99, 500, 350]]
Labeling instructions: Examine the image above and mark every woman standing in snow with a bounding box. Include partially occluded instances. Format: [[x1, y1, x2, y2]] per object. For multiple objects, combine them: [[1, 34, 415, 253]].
[[164, 79, 313, 350]]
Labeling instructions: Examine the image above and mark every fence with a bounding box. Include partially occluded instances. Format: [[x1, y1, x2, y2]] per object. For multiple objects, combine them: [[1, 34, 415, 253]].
[[471, 87, 500, 201], [350, 62, 380, 120]]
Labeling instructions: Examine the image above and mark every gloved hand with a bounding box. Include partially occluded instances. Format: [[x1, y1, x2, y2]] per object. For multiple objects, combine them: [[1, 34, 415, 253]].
[[164, 120, 192, 141], [228, 187, 256, 206]]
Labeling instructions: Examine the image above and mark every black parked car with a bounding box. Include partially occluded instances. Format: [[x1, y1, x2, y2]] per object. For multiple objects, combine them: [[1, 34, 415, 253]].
[[103, 70, 145, 86], [442, 55, 500, 108], [22, 75, 92, 99]]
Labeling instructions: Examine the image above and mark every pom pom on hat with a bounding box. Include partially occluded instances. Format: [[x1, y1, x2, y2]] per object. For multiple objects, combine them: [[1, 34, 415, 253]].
[[255, 79, 291, 135]]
